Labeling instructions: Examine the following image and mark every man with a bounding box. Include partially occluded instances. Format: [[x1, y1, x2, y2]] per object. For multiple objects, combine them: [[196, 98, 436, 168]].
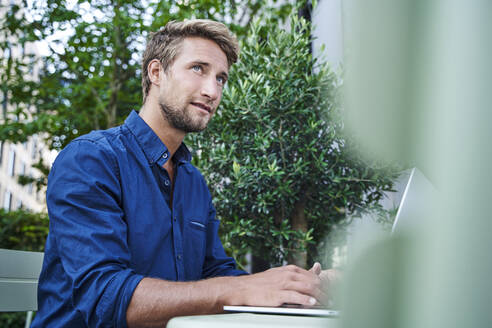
[[32, 20, 331, 328]]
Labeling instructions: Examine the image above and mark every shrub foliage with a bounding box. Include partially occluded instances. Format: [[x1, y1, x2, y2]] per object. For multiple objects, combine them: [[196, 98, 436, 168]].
[[189, 16, 399, 268]]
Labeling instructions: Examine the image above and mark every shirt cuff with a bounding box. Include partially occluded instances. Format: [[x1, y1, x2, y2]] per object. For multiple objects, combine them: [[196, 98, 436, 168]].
[[97, 269, 144, 328]]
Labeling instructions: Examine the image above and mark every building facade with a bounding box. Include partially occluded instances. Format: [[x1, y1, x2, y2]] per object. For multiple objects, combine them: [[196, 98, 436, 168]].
[[0, 138, 53, 212], [0, 1, 55, 213]]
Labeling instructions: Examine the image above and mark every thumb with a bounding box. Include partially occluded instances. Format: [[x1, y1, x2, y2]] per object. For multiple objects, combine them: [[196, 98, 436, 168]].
[[309, 262, 322, 275]]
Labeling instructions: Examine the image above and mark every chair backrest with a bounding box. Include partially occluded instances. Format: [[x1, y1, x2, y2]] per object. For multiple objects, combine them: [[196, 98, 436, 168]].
[[0, 248, 44, 311]]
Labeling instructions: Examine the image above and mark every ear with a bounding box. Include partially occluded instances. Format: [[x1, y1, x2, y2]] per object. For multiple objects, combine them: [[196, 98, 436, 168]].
[[147, 59, 163, 86]]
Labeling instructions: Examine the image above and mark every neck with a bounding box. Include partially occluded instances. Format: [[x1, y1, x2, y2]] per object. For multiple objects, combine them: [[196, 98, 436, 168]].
[[139, 97, 185, 158]]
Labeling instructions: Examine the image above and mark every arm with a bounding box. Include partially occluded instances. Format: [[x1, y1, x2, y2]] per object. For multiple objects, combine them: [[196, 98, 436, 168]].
[[127, 265, 322, 327], [51, 139, 321, 327], [47, 139, 144, 327]]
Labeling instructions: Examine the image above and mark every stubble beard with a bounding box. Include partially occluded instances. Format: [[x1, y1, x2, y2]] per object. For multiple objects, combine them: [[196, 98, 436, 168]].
[[158, 99, 209, 133]]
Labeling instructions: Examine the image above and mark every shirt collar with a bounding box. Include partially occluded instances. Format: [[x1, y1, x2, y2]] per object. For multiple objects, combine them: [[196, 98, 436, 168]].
[[124, 110, 192, 165]]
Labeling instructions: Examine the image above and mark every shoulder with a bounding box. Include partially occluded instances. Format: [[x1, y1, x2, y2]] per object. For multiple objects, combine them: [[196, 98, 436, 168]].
[[50, 127, 123, 180], [72, 127, 123, 153]]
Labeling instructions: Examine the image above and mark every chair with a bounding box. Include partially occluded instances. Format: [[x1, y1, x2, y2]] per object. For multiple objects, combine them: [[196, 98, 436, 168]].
[[0, 248, 44, 328]]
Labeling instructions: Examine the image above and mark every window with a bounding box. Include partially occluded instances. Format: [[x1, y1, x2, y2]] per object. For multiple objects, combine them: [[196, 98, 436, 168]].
[[7, 148, 15, 176], [3, 191, 12, 211]]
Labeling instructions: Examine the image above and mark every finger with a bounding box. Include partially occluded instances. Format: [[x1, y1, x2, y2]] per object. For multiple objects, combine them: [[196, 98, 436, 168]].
[[309, 262, 322, 275], [316, 288, 331, 306], [278, 290, 317, 307], [271, 266, 324, 299], [282, 279, 323, 301]]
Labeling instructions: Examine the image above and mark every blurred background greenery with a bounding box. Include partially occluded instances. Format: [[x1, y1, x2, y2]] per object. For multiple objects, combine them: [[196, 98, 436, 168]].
[[341, 1, 492, 328]]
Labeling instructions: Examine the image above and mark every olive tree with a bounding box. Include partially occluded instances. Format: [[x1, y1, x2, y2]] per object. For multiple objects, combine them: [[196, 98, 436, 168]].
[[189, 16, 398, 270]]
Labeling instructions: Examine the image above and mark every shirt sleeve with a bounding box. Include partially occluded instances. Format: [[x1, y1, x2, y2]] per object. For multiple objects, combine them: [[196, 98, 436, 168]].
[[47, 138, 144, 328], [201, 198, 249, 278]]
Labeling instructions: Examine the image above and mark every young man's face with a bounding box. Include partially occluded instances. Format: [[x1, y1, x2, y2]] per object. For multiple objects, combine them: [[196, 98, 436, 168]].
[[158, 37, 229, 133]]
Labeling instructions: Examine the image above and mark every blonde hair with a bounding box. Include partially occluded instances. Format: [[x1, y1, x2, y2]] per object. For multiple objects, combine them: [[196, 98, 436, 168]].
[[141, 19, 239, 104]]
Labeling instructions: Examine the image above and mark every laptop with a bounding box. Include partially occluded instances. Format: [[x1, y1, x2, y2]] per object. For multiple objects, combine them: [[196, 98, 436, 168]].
[[223, 304, 339, 317], [391, 167, 436, 234], [224, 168, 434, 317]]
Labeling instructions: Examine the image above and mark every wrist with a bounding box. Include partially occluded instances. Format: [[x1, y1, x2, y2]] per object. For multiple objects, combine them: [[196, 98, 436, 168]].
[[213, 275, 247, 307]]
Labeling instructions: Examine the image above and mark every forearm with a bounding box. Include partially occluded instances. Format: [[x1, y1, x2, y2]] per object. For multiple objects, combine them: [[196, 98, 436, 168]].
[[126, 276, 238, 327], [126, 265, 323, 327]]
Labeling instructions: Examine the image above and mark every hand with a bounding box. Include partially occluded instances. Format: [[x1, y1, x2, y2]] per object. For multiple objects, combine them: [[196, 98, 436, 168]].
[[227, 265, 323, 307], [309, 262, 341, 305]]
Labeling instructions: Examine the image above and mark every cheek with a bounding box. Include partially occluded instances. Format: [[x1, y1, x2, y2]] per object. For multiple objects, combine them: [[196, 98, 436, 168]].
[[162, 81, 189, 104], [177, 77, 198, 95]]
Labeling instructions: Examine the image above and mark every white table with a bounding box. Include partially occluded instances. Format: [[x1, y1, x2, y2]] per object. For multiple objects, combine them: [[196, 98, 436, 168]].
[[167, 313, 340, 328]]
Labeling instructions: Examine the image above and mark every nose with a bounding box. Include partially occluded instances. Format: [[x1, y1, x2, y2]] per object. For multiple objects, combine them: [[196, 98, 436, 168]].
[[200, 76, 220, 101]]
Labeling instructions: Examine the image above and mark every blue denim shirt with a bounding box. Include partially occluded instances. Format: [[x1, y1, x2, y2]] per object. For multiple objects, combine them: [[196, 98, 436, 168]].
[[32, 111, 246, 328]]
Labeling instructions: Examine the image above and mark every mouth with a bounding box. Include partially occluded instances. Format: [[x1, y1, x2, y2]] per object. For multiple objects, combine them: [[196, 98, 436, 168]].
[[190, 102, 212, 114]]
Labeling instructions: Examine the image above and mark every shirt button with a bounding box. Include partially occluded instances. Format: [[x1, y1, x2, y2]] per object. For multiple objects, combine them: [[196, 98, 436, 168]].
[[164, 180, 170, 186], [173, 216, 177, 222], [177, 254, 182, 260], [162, 153, 168, 159]]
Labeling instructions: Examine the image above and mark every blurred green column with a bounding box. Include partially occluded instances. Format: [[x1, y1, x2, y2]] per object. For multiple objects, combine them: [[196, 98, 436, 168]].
[[342, 0, 492, 327]]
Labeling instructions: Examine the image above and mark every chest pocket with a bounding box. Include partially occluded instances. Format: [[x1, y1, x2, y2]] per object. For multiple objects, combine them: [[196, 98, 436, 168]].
[[184, 219, 207, 279]]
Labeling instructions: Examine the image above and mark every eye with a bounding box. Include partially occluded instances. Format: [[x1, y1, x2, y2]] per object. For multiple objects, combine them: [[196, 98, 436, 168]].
[[191, 65, 202, 72], [217, 76, 227, 86]]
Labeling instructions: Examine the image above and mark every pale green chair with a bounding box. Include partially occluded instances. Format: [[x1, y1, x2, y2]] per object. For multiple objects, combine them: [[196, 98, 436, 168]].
[[0, 248, 44, 327]]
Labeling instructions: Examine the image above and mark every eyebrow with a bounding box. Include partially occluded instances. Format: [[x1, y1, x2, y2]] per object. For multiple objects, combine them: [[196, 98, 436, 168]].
[[191, 61, 229, 80]]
